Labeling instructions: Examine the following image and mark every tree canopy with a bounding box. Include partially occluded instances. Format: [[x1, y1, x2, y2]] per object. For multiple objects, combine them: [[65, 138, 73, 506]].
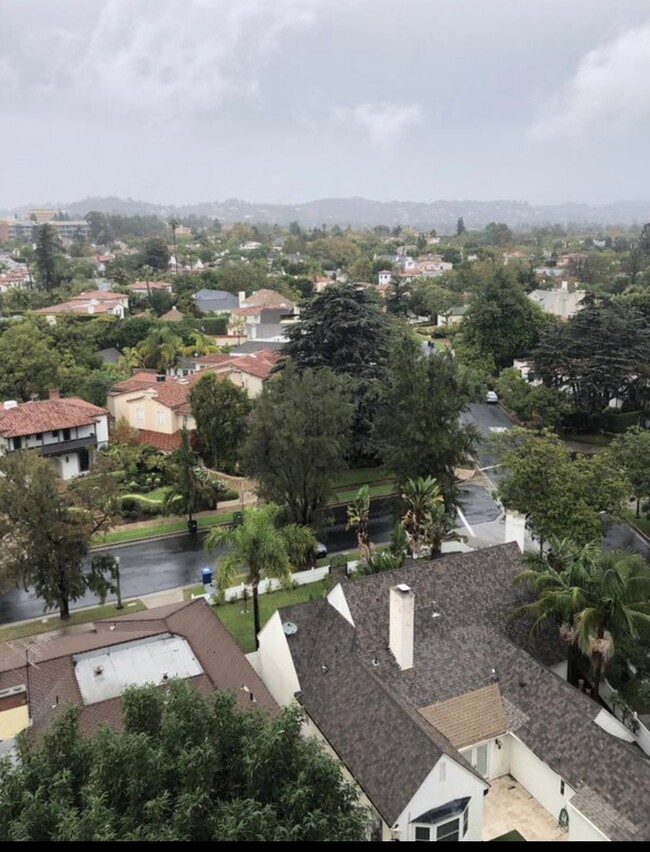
[[0, 680, 368, 842], [242, 362, 354, 527], [281, 283, 391, 464], [189, 372, 252, 473]]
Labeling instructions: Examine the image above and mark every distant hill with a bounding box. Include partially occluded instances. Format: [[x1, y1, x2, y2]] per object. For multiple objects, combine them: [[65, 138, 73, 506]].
[[4, 196, 650, 230]]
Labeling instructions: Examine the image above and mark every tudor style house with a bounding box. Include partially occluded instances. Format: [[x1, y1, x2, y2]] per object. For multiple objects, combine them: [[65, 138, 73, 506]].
[[255, 542, 650, 842], [0, 391, 109, 479]]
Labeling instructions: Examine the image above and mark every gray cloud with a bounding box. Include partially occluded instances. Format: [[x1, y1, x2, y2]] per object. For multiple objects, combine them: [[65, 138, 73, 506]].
[[0, 0, 648, 209]]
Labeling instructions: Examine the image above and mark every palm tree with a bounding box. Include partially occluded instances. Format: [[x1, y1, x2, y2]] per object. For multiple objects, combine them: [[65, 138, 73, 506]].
[[205, 504, 292, 649], [117, 346, 145, 374], [512, 538, 650, 699], [180, 330, 219, 358], [346, 485, 372, 563], [137, 326, 182, 371], [168, 218, 179, 275], [401, 476, 459, 558]]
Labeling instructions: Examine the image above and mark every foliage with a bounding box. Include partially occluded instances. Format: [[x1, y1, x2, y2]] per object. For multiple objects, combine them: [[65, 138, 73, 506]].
[[346, 485, 372, 563], [162, 429, 226, 521], [280, 523, 317, 570], [281, 283, 392, 464], [0, 320, 60, 402], [494, 428, 628, 547], [400, 476, 460, 558], [189, 372, 252, 473], [137, 237, 171, 271], [242, 362, 354, 527], [205, 504, 292, 647], [0, 451, 117, 618], [609, 426, 650, 517], [0, 680, 368, 842], [460, 267, 549, 369], [494, 367, 571, 430], [373, 334, 477, 503], [34, 223, 67, 290], [531, 297, 650, 424], [512, 539, 650, 699]]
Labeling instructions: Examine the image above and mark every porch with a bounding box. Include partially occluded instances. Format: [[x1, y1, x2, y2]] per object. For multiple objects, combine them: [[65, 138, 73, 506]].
[[482, 776, 568, 842]]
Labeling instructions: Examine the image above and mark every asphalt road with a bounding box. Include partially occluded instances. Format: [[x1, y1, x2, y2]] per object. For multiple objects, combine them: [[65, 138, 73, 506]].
[[462, 401, 517, 486]]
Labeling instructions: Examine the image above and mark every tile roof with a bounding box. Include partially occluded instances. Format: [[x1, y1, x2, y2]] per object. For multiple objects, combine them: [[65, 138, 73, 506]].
[[7, 599, 278, 740], [109, 373, 201, 410], [127, 281, 172, 291], [134, 428, 184, 452], [274, 543, 650, 841], [0, 398, 107, 438], [242, 289, 294, 309]]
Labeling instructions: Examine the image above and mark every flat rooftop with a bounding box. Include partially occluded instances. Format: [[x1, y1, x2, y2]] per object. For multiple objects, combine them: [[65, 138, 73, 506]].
[[73, 632, 203, 705]]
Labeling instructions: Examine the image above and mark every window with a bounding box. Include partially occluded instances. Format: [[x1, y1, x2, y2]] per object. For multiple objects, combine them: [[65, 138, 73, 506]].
[[51, 430, 59, 438], [461, 743, 488, 778], [12, 437, 22, 450], [135, 407, 144, 424], [62, 428, 71, 441], [436, 818, 460, 842], [560, 780, 565, 796], [412, 800, 469, 842], [35, 432, 42, 441], [156, 410, 166, 427]]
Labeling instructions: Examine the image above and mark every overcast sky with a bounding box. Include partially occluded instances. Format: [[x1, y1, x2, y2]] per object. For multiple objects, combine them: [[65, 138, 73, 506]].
[[1, 0, 649, 209]]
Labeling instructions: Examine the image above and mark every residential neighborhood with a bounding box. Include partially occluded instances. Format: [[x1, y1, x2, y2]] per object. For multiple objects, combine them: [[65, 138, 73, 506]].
[[1, 0, 650, 842]]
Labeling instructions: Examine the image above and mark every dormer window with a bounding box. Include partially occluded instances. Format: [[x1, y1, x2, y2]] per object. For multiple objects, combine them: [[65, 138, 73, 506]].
[[412, 798, 470, 841]]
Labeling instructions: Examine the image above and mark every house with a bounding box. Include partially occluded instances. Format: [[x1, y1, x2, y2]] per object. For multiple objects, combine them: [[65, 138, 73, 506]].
[[0, 266, 32, 292], [106, 371, 199, 451], [193, 289, 239, 314], [377, 270, 392, 286], [0, 598, 278, 748], [227, 305, 295, 343], [238, 288, 295, 311], [436, 305, 467, 327], [127, 280, 174, 295], [528, 281, 586, 320], [0, 390, 109, 479], [34, 291, 129, 322], [209, 349, 280, 398], [256, 542, 650, 842]]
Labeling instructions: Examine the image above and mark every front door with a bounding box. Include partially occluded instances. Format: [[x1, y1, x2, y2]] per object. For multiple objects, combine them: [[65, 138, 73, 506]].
[[462, 742, 489, 777]]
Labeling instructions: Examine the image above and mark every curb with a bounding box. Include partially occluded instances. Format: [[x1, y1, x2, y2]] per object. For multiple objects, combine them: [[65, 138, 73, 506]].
[[90, 517, 232, 552], [626, 519, 650, 546]]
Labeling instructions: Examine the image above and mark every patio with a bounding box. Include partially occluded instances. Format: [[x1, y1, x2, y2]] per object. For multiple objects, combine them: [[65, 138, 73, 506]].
[[482, 776, 569, 842]]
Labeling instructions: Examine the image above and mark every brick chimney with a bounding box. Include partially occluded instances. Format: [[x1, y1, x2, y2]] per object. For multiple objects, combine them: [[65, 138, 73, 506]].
[[48, 388, 61, 400], [389, 584, 415, 670]]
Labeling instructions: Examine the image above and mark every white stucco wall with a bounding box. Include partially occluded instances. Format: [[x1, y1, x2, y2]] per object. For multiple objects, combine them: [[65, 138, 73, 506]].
[[509, 735, 573, 829], [95, 414, 109, 446], [256, 610, 301, 707], [54, 452, 81, 480], [566, 802, 609, 842], [393, 757, 487, 842]]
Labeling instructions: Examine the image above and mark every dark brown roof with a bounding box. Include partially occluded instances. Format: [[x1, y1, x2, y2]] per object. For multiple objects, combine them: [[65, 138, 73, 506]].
[[2, 599, 278, 739], [275, 543, 650, 841]]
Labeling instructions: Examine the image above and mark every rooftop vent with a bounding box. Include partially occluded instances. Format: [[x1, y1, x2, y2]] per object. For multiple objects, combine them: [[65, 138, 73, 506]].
[[94, 665, 104, 676], [282, 621, 298, 635], [3, 400, 18, 410], [396, 583, 411, 593]]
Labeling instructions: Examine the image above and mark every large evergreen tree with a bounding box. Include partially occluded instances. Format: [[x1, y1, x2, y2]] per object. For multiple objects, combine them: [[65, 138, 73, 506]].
[[0, 680, 368, 841], [373, 335, 477, 505], [460, 267, 548, 369], [189, 372, 252, 473], [34, 223, 66, 291], [281, 283, 391, 464], [242, 362, 353, 527]]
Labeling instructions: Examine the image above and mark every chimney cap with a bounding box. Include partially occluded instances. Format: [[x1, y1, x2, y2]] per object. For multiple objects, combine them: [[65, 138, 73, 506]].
[[395, 583, 411, 593]]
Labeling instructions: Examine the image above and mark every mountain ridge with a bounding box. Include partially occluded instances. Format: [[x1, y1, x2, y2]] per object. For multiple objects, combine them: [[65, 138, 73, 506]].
[[3, 196, 649, 229]]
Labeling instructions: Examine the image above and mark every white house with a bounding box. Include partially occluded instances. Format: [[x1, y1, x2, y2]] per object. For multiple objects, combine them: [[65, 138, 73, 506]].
[[0, 391, 109, 479], [255, 543, 650, 842]]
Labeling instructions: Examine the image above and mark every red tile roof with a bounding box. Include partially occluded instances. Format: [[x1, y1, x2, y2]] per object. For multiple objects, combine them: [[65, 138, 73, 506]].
[[241, 289, 294, 309], [109, 373, 201, 411], [0, 398, 107, 438], [134, 429, 184, 452], [214, 349, 279, 380]]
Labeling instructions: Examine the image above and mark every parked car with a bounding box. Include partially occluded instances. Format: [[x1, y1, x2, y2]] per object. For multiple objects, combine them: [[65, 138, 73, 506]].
[[314, 541, 328, 559], [486, 390, 499, 404]]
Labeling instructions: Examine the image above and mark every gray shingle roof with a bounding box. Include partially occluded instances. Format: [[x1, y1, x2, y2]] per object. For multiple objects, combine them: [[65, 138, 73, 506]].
[[277, 543, 650, 841], [193, 289, 239, 312]]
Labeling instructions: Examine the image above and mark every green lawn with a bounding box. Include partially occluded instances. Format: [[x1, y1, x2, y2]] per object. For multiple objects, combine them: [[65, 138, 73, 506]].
[[213, 580, 330, 653], [331, 466, 394, 488], [121, 486, 170, 503], [490, 829, 526, 842], [328, 481, 398, 505], [93, 511, 235, 547], [0, 599, 146, 643]]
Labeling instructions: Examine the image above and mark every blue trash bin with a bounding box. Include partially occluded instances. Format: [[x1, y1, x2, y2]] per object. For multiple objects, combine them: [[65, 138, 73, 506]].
[[201, 566, 213, 585]]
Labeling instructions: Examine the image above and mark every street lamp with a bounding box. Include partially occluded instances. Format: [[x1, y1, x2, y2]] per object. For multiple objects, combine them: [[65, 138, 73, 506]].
[[114, 555, 123, 609]]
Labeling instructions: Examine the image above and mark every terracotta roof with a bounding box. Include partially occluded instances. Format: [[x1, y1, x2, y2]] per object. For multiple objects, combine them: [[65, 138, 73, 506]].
[[241, 289, 294, 309], [134, 429, 184, 452], [0, 398, 107, 438], [159, 307, 185, 321], [109, 373, 200, 410], [214, 350, 279, 380], [7, 599, 279, 740]]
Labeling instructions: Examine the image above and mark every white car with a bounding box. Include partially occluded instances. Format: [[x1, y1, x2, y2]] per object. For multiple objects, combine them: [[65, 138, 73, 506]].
[[486, 390, 499, 404]]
